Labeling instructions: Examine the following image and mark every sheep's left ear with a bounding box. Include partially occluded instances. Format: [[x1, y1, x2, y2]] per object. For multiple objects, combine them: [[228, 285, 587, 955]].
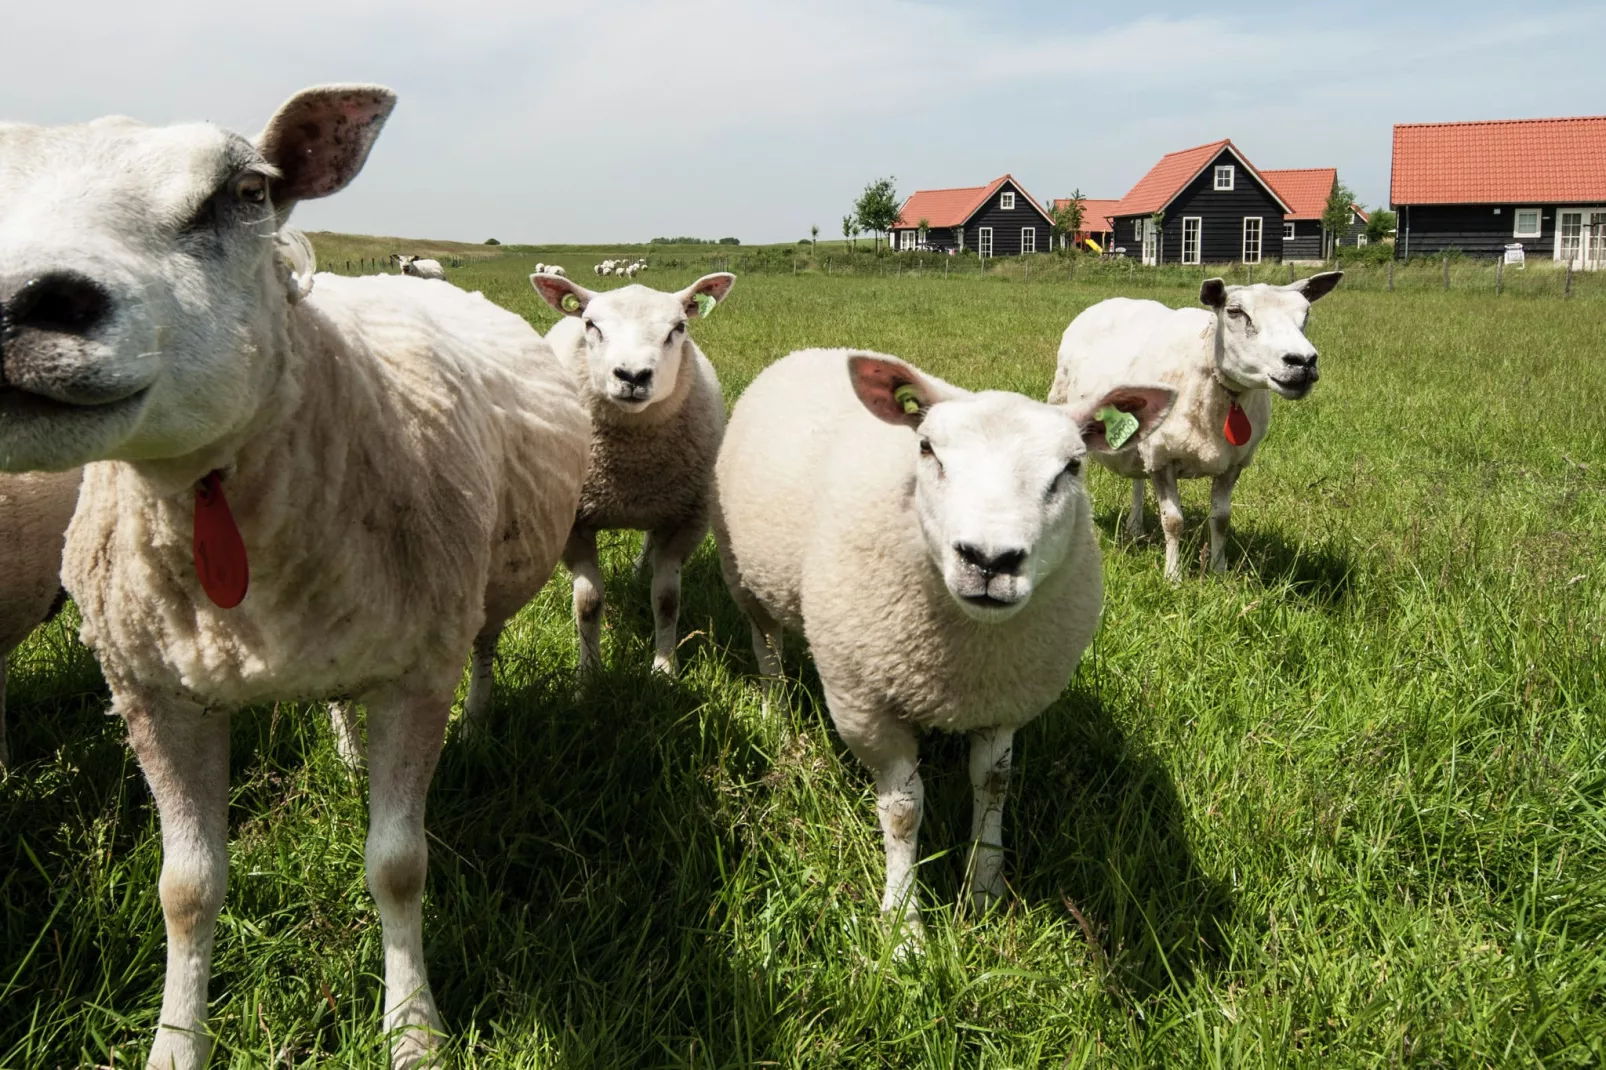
[[1288, 271, 1343, 303], [530, 273, 595, 316], [1200, 278, 1228, 309], [1067, 384, 1175, 454], [256, 84, 396, 218], [679, 273, 736, 318], [847, 353, 959, 430]]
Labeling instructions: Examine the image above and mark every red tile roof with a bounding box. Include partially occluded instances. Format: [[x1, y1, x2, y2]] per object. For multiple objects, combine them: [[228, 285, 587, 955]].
[[1392, 115, 1606, 205], [1051, 197, 1121, 232], [1110, 139, 1291, 218], [1261, 168, 1336, 220], [893, 174, 1052, 229]]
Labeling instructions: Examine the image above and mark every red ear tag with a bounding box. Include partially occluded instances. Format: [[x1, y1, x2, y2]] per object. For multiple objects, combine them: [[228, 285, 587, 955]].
[[1224, 401, 1253, 447], [193, 471, 249, 608]]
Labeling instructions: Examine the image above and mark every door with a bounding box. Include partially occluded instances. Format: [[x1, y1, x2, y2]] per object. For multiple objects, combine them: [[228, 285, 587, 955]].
[[1140, 219, 1157, 265], [1589, 211, 1606, 270], [1020, 227, 1035, 254], [978, 227, 993, 258], [1242, 217, 1263, 264], [1559, 210, 1582, 265], [1182, 217, 1201, 265]]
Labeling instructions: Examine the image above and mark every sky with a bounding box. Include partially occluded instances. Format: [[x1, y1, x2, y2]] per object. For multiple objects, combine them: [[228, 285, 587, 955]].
[[4, 0, 1603, 245]]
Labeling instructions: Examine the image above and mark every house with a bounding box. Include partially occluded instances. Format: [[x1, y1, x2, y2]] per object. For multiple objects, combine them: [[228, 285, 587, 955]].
[[1338, 204, 1371, 249], [1108, 139, 1291, 265], [1261, 168, 1373, 258], [1050, 197, 1121, 252], [889, 174, 1056, 256], [1390, 115, 1606, 266]]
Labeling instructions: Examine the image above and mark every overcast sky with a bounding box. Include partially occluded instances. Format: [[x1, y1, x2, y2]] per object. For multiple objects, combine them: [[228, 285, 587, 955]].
[[5, 1, 1603, 244]]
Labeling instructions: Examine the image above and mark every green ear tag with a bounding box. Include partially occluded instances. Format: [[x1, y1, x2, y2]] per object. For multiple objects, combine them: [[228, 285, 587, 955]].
[[695, 293, 717, 317], [894, 384, 922, 415], [1096, 405, 1140, 449], [560, 293, 581, 313]]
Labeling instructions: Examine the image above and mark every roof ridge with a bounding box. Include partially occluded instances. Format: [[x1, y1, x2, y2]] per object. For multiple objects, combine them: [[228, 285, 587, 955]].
[[1394, 115, 1606, 129], [1261, 166, 1336, 174]]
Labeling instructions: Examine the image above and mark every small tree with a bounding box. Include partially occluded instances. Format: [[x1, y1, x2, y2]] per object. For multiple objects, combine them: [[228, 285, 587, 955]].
[[1320, 180, 1358, 259], [810, 224, 819, 254], [854, 176, 900, 252], [1050, 190, 1086, 252], [1365, 207, 1397, 244], [916, 217, 929, 250], [843, 214, 857, 252], [1150, 210, 1165, 264]]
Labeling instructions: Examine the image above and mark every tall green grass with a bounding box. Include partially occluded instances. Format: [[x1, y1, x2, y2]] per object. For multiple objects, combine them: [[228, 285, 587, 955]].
[[2, 244, 1603, 1067]]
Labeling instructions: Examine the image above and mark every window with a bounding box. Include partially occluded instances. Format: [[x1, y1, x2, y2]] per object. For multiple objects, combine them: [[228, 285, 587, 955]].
[[1357, 234, 1369, 247], [1214, 165, 1235, 191], [1020, 227, 1036, 254], [1000, 191, 1016, 210], [1347, 211, 1356, 226], [1284, 222, 1296, 241], [1242, 217, 1262, 264], [1513, 208, 1542, 238], [1136, 219, 1145, 240], [1182, 217, 1202, 264], [978, 227, 994, 257], [900, 230, 915, 251]]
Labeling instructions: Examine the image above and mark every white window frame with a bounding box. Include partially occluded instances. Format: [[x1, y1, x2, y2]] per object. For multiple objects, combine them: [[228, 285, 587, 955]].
[[1000, 191, 1016, 210], [977, 226, 994, 258], [1214, 165, 1235, 191], [1181, 217, 1202, 265], [955, 226, 965, 250], [899, 229, 914, 251], [1020, 226, 1036, 254], [1283, 222, 1296, 241], [1347, 211, 1356, 226], [1513, 208, 1542, 239], [1140, 219, 1158, 266], [1357, 234, 1369, 247], [1242, 217, 1262, 264]]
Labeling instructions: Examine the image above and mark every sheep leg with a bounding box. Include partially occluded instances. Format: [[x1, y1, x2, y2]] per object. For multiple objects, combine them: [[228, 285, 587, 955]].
[[1152, 465, 1185, 582], [836, 709, 925, 938], [1126, 477, 1147, 539], [563, 529, 604, 677], [964, 725, 1013, 911], [1208, 466, 1242, 573], [329, 700, 365, 770], [364, 689, 449, 1068], [125, 696, 231, 1070], [632, 532, 654, 578], [461, 626, 502, 732], [647, 522, 704, 677]]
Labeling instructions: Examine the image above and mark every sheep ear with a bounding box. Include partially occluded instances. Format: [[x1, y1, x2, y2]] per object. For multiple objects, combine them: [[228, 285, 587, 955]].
[[847, 354, 951, 430], [530, 273, 593, 316], [1288, 270, 1343, 303], [256, 84, 395, 215], [680, 273, 735, 318], [1068, 385, 1175, 454], [1200, 278, 1228, 309]]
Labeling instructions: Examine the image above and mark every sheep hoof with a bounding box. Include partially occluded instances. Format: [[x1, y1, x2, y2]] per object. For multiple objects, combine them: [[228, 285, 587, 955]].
[[650, 653, 677, 677], [389, 1026, 443, 1070], [883, 912, 926, 963], [147, 1026, 210, 1070]]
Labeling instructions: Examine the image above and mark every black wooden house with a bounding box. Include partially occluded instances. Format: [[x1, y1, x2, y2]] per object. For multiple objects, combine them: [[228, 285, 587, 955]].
[[889, 175, 1056, 256], [1108, 140, 1291, 265]]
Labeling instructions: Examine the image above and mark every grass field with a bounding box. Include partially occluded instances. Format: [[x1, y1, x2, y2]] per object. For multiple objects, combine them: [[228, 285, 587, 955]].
[[3, 240, 1604, 1068]]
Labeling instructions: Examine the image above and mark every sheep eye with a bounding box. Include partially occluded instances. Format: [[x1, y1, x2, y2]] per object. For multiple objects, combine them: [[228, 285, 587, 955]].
[[1063, 458, 1082, 478], [1227, 307, 1247, 319], [666, 321, 686, 343], [918, 439, 934, 456], [584, 319, 603, 339], [235, 174, 268, 206]]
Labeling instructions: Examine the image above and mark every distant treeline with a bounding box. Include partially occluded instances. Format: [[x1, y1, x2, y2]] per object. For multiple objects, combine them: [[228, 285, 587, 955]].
[[648, 236, 741, 245]]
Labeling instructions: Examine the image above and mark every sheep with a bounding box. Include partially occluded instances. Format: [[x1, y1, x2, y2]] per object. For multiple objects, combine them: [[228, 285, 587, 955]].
[[0, 469, 82, 768], [1047, 273, 1342, 581], [712, 349, 1173, 938], [624, 262, 640, 278], [531, 271, 734, 677], [546, 264, 567, 278], [395, 253, 447, 280], [0, 84, 589, 1068]]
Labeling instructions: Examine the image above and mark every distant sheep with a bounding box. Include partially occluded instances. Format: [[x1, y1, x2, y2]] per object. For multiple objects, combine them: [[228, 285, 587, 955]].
[[0, 84, 588, 1067], [394, 253, 446, 280], [714, 349, 1172, 937], [0, 470, 81, 768], [533, 271, 734, 677], [1048, 273, 1341, 580]]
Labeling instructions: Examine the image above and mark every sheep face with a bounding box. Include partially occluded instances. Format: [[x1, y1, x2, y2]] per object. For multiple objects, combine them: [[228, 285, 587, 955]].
[[1199, 273, 1341, 400], [850, 355, 1173, 623], [0, 85, 394, 473], [532, 272, 734, 411]]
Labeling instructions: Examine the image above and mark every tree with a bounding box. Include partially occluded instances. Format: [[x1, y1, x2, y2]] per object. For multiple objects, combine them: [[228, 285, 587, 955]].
[[842, 214, 857, 252], [1050, 189, 1086, 251], [916, 217, 930, 250], [1320, 180, 1358, 260], [810, 224, 819, 254], [853, 176, 900, 252], [1365, 207, 1397, 244]]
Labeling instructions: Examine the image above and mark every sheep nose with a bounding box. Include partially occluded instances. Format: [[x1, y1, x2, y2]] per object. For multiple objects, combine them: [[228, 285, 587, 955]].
[[613, 367, 653, 388], [954, 543, 1026, 576], [1281, 352, 1317, 370], [3, 272, 113, 337]]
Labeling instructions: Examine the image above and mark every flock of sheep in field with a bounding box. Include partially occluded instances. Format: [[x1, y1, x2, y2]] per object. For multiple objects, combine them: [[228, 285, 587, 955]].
[[0, 83, 1343, 1067]]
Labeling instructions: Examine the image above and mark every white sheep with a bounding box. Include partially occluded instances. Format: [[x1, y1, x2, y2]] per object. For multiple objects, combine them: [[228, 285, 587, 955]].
[[0, 469, 82, 768], [1048, 273, 1342, 581], [532, 272, 734, 677], [545, 264, 567, 278], [395, 253, 447, 280], [713, 349, 1172, 937], [624, 262, 640, 278], [0, 84, 588, 1069]]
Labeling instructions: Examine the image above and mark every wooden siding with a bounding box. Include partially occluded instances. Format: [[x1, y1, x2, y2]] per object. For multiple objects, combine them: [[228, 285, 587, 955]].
[[1393, 204, 1587, 259], [1111, 149, 1287, 263], [889, 225, 960, 251], [964, 182, 1053, 256], [1285, 219, 1324, 260]]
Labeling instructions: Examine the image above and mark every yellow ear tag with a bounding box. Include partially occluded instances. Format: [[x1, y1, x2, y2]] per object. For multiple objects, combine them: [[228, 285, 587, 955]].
[[1096, 404, 1140, 449], [894, 384, 922, 415], [560, 293, 582, 313]]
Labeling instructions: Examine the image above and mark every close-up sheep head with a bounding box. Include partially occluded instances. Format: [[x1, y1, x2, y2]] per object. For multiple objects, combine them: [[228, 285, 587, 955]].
[[533, 272, 734, 410], [848, 354, 1173, 622], [1199, 271, 1342, 400], [0, 84, 394, 473]]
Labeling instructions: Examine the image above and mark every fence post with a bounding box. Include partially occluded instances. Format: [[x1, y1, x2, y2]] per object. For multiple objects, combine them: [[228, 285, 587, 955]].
[[826, 256, 830, 275], [1496, 256, 1503, 296], [1442, 252, 1449, 291], [1248, 262, 1254, 285], [1025, 259, 1030, 282], [1387, 259, 1395, 292], [1566, 261, 1574, 297], [1288, 263, 1295, 284]]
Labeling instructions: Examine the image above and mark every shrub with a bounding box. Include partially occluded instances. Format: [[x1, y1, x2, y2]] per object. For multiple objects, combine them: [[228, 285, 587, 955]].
[[483, 238, 501, 245]]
